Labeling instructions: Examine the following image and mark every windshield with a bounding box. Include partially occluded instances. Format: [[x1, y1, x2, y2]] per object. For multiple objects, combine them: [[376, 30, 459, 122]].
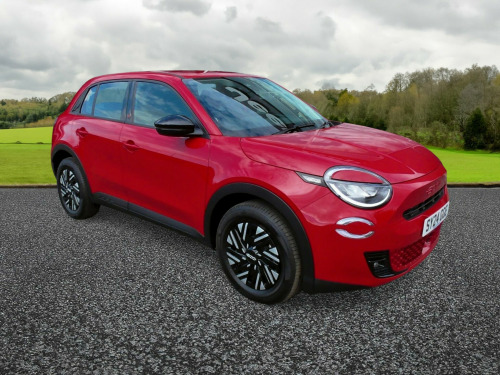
[[184, 77, 326, 137]]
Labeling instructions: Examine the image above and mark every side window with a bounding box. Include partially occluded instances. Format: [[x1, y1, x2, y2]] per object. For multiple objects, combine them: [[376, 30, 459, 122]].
[[94, 82, 128, 121], [133, 82, 196, 127], [80, 86, 97, 115]]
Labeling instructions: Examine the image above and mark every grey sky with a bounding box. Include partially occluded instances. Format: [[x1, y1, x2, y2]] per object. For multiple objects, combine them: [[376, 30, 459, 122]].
[[1, 0, 499, 99]]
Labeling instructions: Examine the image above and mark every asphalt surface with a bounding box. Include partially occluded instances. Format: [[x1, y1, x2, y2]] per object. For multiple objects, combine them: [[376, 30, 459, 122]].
[[0, 188, 498, 374]]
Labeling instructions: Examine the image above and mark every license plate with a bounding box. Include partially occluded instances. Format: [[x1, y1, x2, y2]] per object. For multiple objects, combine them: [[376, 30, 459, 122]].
[[422, 202, 449, 237]]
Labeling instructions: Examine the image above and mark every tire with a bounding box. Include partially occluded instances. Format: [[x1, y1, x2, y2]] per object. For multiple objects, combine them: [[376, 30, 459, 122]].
[[56, 158, 99, 219], [216, 200, 301, 304]]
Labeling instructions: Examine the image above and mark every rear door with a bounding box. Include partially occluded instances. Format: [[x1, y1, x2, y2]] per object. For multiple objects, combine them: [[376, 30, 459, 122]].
[[72, 81, 130, 201], [120, 80, 211, 234]]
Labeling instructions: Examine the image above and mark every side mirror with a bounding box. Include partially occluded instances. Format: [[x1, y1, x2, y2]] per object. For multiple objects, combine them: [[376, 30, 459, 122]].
[[154, 115, 201, 137]]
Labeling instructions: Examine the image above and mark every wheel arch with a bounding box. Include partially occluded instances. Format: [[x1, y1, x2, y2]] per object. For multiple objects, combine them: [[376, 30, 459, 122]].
[[51, 144, 91, 190], [51, 144, 81, 176], [204, 183, 315, 292]]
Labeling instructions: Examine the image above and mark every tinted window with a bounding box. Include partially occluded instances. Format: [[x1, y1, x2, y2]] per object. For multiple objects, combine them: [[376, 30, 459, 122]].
[[80, 86, 97, 115], [133, 82, 195, 127], [94, 82, 128, 121]]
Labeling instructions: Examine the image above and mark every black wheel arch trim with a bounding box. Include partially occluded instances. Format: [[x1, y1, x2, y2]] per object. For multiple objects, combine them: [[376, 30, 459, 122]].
[[51, 144, 85, 177], [204, 182, 316, 293], [51, 144, 96, 198]]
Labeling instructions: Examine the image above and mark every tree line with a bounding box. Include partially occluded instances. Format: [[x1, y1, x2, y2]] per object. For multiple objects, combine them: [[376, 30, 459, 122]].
[[0, 92, 75, 129], [295, 64, 500, 150], [2, 65, 499, 150]]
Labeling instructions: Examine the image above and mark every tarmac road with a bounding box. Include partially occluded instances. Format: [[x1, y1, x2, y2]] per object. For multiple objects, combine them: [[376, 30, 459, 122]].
[[0, 188, 498, 374]]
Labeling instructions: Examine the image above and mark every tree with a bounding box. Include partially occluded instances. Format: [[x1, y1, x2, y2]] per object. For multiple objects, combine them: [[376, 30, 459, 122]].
[[464, 108, 487, 150], [455, 84, 483, 132], [296, 65, 500, 148], [336, 90, 359, 121], [57, 102, 69, 114]]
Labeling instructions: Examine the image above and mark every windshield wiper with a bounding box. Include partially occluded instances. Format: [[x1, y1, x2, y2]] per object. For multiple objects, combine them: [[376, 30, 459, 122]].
[[273, 120, 342, 135], [273, 123, 317, 134]]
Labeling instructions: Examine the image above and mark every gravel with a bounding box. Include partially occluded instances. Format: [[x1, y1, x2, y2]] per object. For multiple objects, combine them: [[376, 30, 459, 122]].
[[0, 188, 498, 374]]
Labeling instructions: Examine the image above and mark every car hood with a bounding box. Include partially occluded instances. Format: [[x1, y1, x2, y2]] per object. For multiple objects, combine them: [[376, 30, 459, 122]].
[[240, 123, 442, 184]]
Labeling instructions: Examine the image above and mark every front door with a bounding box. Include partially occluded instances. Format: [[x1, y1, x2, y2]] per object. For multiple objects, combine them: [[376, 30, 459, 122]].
[[120, 80, 211, 234]]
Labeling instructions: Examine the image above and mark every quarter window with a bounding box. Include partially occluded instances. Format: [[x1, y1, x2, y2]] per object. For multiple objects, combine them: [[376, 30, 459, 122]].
[[94, 82, 128, 121], [80, 86, 97, 115], [133, 82, 195, 127]]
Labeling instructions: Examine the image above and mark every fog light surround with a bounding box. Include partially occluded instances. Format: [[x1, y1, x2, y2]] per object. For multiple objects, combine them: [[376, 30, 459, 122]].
[[335, 217, 374, 239]]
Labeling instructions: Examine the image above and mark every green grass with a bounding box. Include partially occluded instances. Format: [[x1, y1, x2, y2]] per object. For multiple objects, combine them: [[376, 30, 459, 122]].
[[0, 127, 498, 185], [0, 144, 55, 184], [0, 126, 53, 144], [427, 147, 500, 183], [0, 127, 55, 185]]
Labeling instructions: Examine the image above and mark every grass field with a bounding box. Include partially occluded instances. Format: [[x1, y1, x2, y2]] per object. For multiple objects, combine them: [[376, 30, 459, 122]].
[[0, 127, 55, 184], [0, 126, 53, 144], [427, 147, 500, 183], [0, 127, 499, 185], [0, 144, 55, 184]]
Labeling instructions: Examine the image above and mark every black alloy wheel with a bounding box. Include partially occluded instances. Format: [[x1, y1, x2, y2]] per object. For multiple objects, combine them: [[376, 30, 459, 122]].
[[216, 200, 301, 303], [59, 168, 80, 212], [56, 158, 99, 219], [225, 219, 282, 291]]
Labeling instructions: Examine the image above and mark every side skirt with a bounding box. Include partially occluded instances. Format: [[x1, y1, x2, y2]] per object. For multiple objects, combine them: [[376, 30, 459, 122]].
[[93, 193, 205, 242]]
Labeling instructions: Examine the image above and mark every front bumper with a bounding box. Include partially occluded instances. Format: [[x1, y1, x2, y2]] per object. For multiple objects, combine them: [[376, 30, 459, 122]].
[[299, 165, 449, 289]]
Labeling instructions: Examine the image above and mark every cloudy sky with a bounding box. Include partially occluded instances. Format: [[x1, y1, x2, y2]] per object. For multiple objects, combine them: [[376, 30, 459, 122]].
[[1, 0, 499, 99]]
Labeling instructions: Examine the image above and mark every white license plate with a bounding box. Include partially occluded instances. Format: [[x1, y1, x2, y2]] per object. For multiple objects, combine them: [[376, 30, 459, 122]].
[[422, 202, 449, 237]]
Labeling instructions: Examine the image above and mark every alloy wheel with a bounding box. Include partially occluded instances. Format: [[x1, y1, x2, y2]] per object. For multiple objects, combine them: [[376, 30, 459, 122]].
[[224, 220, 282, 291], [59, 168, 81, 212]]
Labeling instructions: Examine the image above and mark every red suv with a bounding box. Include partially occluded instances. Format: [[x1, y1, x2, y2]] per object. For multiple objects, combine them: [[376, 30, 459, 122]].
[[51, 71, 449, 303]]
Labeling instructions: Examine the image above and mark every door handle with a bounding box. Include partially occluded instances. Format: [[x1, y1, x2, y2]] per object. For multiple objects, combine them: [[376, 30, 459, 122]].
[[76, 127, 88, 138], [123, 140, 139, 152]]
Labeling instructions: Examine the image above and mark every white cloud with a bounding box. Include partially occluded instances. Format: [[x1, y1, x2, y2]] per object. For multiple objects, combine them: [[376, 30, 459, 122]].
[[0, 0, 499, 99], [142, 0, 212, 16], [225, 6, 237, 22]]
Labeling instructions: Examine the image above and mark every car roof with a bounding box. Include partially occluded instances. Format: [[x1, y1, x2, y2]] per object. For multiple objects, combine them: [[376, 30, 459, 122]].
[[88, 70, 258, 82], [158, 70, 257, 79]]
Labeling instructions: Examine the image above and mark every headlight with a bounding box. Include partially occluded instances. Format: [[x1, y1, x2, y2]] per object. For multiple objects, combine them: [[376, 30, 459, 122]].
[[324, 166, 392, 208]]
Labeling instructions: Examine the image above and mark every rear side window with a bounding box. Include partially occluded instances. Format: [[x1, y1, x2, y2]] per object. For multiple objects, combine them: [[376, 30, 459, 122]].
[[80, 86, 97, 115], [94, 82, 129, 121], [132, 82, 196, 127]]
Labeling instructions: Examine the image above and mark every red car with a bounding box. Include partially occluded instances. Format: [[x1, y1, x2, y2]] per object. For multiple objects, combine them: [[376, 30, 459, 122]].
[[51, 71, 450, 303]]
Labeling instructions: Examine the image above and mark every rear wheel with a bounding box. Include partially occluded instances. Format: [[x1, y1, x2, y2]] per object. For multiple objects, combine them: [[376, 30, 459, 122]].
[[216, 200, 301, 304], [56, 158, 99, 219]]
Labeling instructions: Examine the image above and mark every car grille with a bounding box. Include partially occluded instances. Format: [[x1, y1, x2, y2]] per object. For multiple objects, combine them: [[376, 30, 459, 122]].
[[403, 187, 445, 220], [389, 226, 441, 272], [365, 226, 441, 277]]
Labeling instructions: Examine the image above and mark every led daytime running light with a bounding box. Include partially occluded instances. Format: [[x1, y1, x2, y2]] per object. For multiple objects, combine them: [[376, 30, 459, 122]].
[[324, 166, 392, 209]]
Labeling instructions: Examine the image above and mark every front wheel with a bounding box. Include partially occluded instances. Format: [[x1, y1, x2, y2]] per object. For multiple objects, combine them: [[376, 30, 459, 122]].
[[56, 158, 99, 219], [216, 200, 301, 304]]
